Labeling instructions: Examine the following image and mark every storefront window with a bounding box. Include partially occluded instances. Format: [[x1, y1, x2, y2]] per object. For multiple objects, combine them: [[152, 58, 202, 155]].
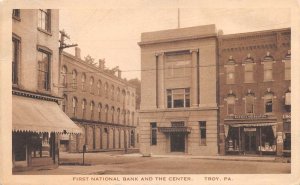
[[31, 133, 50, 158]]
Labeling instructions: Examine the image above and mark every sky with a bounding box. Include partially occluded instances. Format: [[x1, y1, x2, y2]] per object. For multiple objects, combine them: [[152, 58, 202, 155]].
[[59, 8, 291, 80]]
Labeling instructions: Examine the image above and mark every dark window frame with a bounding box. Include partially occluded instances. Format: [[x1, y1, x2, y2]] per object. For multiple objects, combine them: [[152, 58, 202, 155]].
[[150, 122, 157, 145], [167, 88, 190, 108], [37, 49, 51, 91], [12, 37, 20, 85], [38, 9, 51, 33], [12, 9, 21, 20], [199, 121, 206, 145]]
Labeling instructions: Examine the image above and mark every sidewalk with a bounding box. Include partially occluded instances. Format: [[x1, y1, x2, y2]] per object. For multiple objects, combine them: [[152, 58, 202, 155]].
[[119, 153, 285, 162]]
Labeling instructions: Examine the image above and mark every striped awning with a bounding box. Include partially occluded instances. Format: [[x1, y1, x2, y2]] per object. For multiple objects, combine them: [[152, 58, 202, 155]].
[[13, 95, 82, 134], [227, 122, 277, 127], [158, 127, 192, 133]]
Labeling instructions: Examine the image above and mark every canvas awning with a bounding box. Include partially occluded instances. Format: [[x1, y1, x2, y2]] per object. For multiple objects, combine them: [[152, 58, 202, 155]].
[[13, 95, 82, 134], [158, 127, 192, 133]]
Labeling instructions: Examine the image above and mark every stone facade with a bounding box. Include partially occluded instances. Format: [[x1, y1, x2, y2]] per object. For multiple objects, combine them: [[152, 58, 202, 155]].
[[218, 28, 291, 156], [138, 25, 219, 155], [61, 50, 138, 152]]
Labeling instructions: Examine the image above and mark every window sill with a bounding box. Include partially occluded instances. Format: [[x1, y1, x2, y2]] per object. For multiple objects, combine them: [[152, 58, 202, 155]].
[[244, 81, 255, 84], [263, 80, 274, 82], [36, 89, 52, 95], [12, 16, 21, 21], [37, 28, 52, 36]]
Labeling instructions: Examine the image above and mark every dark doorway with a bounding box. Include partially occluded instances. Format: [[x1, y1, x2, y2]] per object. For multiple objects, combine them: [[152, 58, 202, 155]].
[[170, 133, 185, 152], [244, 131, 256, 154]]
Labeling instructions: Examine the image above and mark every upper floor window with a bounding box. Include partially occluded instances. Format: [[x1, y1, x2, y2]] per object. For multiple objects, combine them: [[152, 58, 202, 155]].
[[245, 93, 255, 114], [263, 52, 274, 82], [62, 94, 68, 113], [116, 87, 120, 102], [82, 99, 87, 119], [12, 9, 20, 20], [111, 85, 115, 100], [117, 108, 120, 123], [284, 50, 291, 81], [244, 63, 254, 83], [12, 37, 20, 85], [81, 73, 86, 91], [72, 97, 78, 118], [104, 82, 108, 98], [97, 80, 102, 96], [72, 70, 77, 89], [167, 88, 190, 108], [264, 93, 274, 113], [61, 66, 67, 87], [226, 95, 235, 115], [226, 56, 236, 84], [38, 9, 51, 32], [285, 88, 291, 112], [37, 49, 51, 91], [90, 101, 95, 120], [127, 91, 130, 105], [104, 105, 109, 122], [97, 103, 102, 121], [165, 60, 191, 78], [89, 77, 94, 94]]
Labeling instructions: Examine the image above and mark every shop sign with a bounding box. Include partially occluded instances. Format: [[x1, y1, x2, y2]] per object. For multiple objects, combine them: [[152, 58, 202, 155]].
[[244, 128, 256, 132], [230, 114, 268, 119]]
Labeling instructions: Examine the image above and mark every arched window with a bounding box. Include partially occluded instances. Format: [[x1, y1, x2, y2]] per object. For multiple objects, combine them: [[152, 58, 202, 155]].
[[72, 70, 77, 89], [105, 105, 109, 122], [90, 101, 95, 120], [62, 94, 68, 113], [111, 85, 115, 100], [111, 106, 115, 123], [127, 110, 130, 125], [131, 112, 134, 125], [116, 87, 120, 102], [122, 110, 126, 124], [104, 82, 109, 98], [62, 66, 68, 87], [81, 73, 86, 91], [97, 103, 102, 121], [117, 108, 120, 124], [127, 91, 130, 105], [82, 99, 87, 119], [89, 77, 94, 94], [97, 80, 102, 96], [122, 89, 126, 104], [72, 97, 78, 118]]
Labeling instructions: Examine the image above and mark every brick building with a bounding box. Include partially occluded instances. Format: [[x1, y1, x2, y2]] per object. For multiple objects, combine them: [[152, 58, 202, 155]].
[[60, 48, 138, 152], [138, 25, 219, 155], [218, 28, 291, 156], [12, 9, 81, 172]]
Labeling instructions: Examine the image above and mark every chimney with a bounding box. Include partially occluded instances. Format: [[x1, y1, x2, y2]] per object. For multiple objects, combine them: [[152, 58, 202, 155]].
[[75, 47, 81, 59], [118, 69, 122, 78], [98, 59, 105, 70]]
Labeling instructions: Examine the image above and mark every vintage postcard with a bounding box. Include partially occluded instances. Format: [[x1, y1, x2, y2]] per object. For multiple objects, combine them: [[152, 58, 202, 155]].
[[0, 0, 300, 185]]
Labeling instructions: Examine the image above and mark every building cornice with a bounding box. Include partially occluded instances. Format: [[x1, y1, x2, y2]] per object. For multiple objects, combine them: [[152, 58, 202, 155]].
[[12, 89, 62, 103], [72, 118, 136, 128]]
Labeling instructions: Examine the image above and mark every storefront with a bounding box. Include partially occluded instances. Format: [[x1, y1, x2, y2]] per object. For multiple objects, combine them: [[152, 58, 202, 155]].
[[12, 94, 82, 172], [224, 115, 278, 155]]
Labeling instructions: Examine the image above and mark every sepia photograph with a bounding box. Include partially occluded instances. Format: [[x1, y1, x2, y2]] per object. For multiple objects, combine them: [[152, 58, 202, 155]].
[[1, 0, 300, 185]]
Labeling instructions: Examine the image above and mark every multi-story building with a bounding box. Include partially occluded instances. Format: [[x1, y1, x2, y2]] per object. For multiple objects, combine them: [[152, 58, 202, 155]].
[[60, 48, 138, 152], [218, 28, 291, 156], [138, 25, 219, 155], [12, 9, 81, 171]]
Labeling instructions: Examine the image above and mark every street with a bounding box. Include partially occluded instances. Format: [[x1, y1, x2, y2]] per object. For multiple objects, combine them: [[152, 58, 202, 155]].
[[14, 152, 291, 175]]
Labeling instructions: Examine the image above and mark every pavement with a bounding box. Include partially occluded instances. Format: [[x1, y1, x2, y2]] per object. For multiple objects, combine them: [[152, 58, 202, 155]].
[[14, 151, 291, 175]]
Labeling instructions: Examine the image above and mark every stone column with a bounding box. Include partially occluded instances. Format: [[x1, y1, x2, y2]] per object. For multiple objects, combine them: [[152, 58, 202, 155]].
[[190, 49, 199, 107], [156, 52, 165, 109]]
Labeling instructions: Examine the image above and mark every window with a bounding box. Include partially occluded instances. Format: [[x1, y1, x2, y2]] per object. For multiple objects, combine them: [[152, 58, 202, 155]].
[[245, 94, 254, 114], [72, 97, 78, 118], [227, 96, 235, 115], [199, 121, 206, 145], [111, 85, 115, 100], [111, 107, 115, 123], [285, 91, 291, 112], [265, 94, 273, 113], [81, 73, 86, 91], [117, 108, 120, 123], [89, 77, 94, 93], [244, 64, 254, 83], [82, 99, 87, 119], [165, 60, 191, 78], [12, 37, 20, 85], [98, 105, 103, 123], [37, 50, 51, 91], [117, 87, 120, 102], [90, 101, 95, 120], [285, 60, 291, 80], [127, 91, 130, 105], [226, 65, 235, 84], [105, 105, 109, 122], [72, 70, 77, 89], [62, 66, 67, 87], [132, 93, 135, 106], [62, 94, 67, 113], [167, 88, 190, 108], [104, 83, 108, 98], [97, 80, 102, 95], [12, 9, 20, 20], [131, 112, 134, 125], [38, 9, 51, 32], [150, 122, 157, 145], [263, 62, 273, 81]]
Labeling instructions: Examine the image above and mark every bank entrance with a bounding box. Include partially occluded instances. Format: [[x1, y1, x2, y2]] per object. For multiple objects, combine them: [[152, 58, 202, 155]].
[[170, 132, 185, 152]]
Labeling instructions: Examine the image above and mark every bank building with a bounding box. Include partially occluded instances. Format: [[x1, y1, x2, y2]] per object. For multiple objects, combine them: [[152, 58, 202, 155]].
[[138, 25, 219, 155]]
